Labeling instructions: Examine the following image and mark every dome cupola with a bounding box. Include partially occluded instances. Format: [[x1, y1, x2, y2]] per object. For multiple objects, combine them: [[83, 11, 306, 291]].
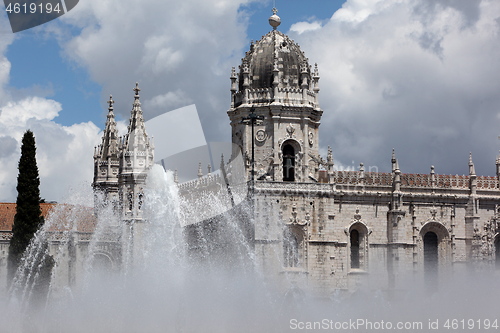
[[230, 8, 320, 110]]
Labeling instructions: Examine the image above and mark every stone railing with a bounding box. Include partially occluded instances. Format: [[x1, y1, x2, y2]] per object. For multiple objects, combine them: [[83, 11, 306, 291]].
[[334, 171, 393, 186], [178, 173, 224, 192], [233, 87, 317, 107], [333, 171, 498, 190], [247, 88, 273, 104], [476, 176, 498, 189], [0, 231, 12, 241]]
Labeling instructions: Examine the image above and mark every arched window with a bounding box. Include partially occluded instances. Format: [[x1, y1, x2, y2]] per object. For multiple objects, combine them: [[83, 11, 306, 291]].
[[350, 229, 360, 269], [283, 144, 295, 181], [127, 191, 133, 211], [138, 191, 144, 210], [283, 228, 300, 267]]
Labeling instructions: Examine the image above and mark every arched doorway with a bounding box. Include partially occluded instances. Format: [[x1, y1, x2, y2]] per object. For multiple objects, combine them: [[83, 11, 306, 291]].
[[423, 232, 438, 273], [348, 222, 369, 271], [282, 144, 295, 181], [350, 229, 360, 269]]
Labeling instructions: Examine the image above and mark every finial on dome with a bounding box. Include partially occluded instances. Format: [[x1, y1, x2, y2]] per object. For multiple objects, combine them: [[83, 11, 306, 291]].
[[133, 82, 141, 98], [269, 8, 281, 30], [108, 95, 114, 109]]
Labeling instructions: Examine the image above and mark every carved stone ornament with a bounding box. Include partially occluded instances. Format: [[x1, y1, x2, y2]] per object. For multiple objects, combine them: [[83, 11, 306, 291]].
[[287, 203, 307, 226], [255, 129, 267, 143], [308, 131, 314, 146], [286, 124, 295, 138], [353, 207, 361, 221]]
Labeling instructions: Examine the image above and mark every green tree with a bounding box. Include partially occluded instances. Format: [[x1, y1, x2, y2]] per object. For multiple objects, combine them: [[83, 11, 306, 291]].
[[7, 130, 44, 283]]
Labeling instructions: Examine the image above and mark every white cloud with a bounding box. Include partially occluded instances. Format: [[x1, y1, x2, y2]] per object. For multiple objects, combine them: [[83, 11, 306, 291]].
[[0, 26, 100, 202], [1, 97, 61, 127], [144, 90, 192, 111], [289, 0, 500, 176], [0, 95, 101, 202], [290, 21, 322, 34], [61, 0, 253, 130]]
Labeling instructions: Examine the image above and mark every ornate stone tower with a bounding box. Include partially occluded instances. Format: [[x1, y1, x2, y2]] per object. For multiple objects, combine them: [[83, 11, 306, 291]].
[[118, 83, 154, 223], [93, 83, 154, 269], [228, 8, 323, 183], [93, 83, 154, 221], [93, 95, 120, 206]]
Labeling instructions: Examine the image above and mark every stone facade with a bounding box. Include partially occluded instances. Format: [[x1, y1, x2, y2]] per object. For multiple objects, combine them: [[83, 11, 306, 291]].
[[220, 12, 500, 295], [89, 11, 500, 295]]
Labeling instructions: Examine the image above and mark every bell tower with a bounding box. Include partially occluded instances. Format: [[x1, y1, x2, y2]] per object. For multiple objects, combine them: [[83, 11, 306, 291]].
[[227, 8, 323, 183]]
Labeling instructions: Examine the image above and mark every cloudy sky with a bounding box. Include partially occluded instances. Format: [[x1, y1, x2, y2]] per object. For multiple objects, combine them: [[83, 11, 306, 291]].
[[0, 0, 499, 202]]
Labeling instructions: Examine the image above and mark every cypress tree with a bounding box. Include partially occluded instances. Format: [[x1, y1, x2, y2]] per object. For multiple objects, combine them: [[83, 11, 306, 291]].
[[7, 130, 44, 283]]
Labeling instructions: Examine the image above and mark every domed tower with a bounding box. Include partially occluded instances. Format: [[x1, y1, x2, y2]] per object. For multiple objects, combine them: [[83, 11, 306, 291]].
[[228, 8, 323, 183]]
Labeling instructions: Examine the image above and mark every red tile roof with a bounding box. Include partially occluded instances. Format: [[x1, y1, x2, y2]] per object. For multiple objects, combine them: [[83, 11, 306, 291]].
[[0, 202, 96, 233]]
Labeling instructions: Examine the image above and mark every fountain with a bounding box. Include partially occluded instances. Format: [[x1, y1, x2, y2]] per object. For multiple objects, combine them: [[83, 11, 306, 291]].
[[3, 159, 500, 332]]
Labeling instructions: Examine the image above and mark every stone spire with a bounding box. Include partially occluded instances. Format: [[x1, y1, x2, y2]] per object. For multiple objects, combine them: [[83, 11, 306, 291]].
[[98, 95, 119, 160], [230, 67, 238, 108], [121, 83, 154, 165], [496, 151, 500, 182], [198, 162, 203, 178], [119, 83, 154, 221], [124, 84, 146, 146], [469, 152, 477, 195], [430, 165, 436, 188], [393, 159, 401, 192], [359, 163, 365, 185], [93, 95, 120, 199], [391, 148, 397, 173], [469, 152, 476, 176]]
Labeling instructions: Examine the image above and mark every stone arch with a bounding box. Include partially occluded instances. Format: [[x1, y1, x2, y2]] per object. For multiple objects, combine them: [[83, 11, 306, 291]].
[[419, 221, 450, 243], [281, 139, 301, 182], [91, 252, 115, 273], [347, 222, 369, 271], [419, 222, 451, 287]]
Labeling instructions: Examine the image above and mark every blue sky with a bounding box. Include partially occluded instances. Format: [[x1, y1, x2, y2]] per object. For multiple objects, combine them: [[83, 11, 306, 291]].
[[4, 1, 346, 128], [1, 0, 500, 202]]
